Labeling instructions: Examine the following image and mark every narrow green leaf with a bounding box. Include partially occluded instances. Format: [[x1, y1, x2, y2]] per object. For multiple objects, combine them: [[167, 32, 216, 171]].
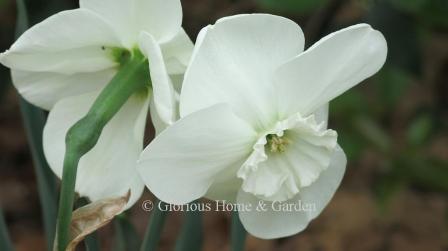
[[15, 0, 29, 36], [0, 207, 14, 251], [113, 219, 126, 251], [113, 214, 141, 251], [231, 212, 246, 251], [407, 114, 433, 147], [354, 116, 391, 153], [20, 99, 58, 248], [141, 201, 168, 251], [15, 0, 58, 249], [174, 202, 203, 251], [84, 232, 101, 251]]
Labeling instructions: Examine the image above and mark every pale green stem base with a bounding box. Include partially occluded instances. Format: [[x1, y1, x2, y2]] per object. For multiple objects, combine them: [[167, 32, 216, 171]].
[[55, 49, 150, 251]]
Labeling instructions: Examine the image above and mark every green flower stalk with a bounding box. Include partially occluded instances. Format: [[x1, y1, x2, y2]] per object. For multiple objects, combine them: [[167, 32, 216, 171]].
[[0, 0, 193, 250], [56, 49, 149, 251]]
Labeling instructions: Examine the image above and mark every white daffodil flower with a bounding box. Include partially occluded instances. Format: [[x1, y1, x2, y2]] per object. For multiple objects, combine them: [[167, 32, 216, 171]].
[[137, 14, 387, 238], [0, 0, 193, 207]]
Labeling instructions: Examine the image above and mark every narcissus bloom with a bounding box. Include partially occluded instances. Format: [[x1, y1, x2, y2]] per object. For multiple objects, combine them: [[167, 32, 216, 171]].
[[0, 0, 193, 206], [138, 14, 387, 238]]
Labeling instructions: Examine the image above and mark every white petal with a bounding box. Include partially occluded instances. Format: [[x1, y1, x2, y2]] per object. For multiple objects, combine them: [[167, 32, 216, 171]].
[[180, 14, 304, 130], [287, 121, 338, 188], [237, 145, 346, 239], [0, 9, 121, 74], [149, 74, 184, 135], [240, 152, 300, 202], [238, 114, 338, 201], [12, 69, 115, 110], [161, 29, 194, 75], [43, 92, 150, 207], [237, 189, 309, 239], [139, 32, 178, 125], [314, 103, 329, 129], [139, 32, 177, 126], [80, 0, 182, 47], [204, 169, 242, 203], [300, 145, 346, 219], [170, 74, 184, 94], [137, 104, 257, 205], [275, 24, 387, 118], [149, 95, 169, 135]]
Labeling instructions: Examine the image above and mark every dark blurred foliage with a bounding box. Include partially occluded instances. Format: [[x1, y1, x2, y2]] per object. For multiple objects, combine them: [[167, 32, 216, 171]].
[[0, 0, 447, 250]]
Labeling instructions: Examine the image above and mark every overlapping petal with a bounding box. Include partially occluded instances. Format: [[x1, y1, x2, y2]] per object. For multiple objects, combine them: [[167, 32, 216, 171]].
[[1, 0, 191, 209], [161, 29, 194, 75], [274, 24, 387, 118], [0, 9, 121, 74], [139, 32, 177, 125], [314, 103, 329, 129], [80, 0, 183, 47], [238, 114, 338, 202], [43, 91, 150, 207], [137, 104, 257, 205], [300, 145, 346, 219], [149, 97, 168, 135], [204, 168, 243, 203], [11, 69, 115, 110], [237, 190, 309, 239], [180, 14, 305, 130], [237, 146, 346, 239]]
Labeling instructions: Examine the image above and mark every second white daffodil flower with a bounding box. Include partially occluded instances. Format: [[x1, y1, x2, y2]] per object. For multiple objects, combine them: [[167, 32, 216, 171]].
[[138, 14, 387, 238], [0, 0, 193, 207]]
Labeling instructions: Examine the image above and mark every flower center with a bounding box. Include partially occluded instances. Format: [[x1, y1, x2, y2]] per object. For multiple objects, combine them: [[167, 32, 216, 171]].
[[266, 134, 290, 153], [237, 113, 338, 202]]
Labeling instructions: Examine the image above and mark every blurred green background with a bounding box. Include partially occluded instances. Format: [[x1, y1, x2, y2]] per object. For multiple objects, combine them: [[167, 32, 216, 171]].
[[0, 0, 447, 250]]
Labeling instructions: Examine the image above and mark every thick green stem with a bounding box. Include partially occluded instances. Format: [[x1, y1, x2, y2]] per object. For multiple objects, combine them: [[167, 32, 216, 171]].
[[56, 49, 150, 251]]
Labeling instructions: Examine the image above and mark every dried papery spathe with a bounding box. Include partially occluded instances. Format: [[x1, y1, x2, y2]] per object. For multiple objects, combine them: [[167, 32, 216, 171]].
[[54, 191, 130, 251]]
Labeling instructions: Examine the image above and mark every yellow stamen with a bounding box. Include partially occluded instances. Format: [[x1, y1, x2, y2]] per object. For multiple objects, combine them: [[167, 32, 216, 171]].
[[266, 134, 290, 153]]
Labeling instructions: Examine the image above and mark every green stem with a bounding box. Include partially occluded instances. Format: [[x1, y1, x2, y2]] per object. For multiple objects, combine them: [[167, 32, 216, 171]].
[[231, 212, 246, 251], [56, 49, 150, 251], [140, 201, 168, 251], [174, 202, 203, 251]]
